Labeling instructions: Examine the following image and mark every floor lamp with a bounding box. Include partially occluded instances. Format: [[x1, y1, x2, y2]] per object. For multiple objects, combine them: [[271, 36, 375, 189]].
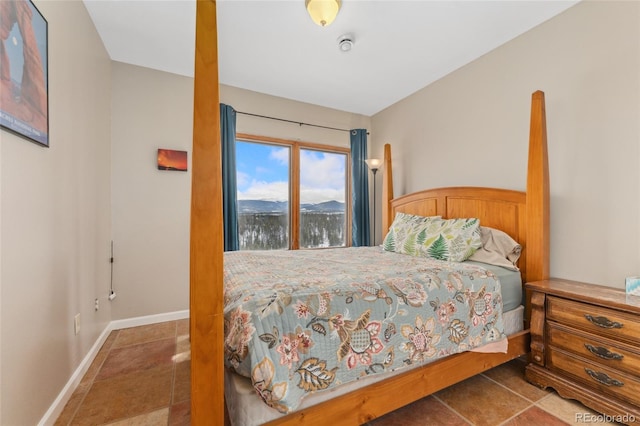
[[365, 158, 382, 246]]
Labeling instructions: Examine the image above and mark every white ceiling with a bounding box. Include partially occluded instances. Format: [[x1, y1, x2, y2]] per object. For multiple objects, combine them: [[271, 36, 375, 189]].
[[83, 0, 578, 116]]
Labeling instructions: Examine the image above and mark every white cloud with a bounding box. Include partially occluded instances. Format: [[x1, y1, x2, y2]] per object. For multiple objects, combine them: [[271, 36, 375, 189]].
[[236, 170, 250, 188], [237, 149, 346, 203], [239, 179, 345, 204], [300, 150, 345, 191], [238, 180, 288, 201], [270, 147, 289, 166]]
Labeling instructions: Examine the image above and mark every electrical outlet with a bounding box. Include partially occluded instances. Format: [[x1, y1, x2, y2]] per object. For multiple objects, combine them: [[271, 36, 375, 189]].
[[74, 313, 80, 335], [95, 298, 99, 311]]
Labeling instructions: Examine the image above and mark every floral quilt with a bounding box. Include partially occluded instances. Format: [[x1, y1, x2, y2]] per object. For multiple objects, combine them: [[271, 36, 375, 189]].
[[223, 246, 506, 414]]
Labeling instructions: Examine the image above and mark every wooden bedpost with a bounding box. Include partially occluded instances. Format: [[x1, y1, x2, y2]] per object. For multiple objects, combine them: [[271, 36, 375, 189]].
[[381, 143, 394, 237], [190, 0, 224, 424], [525, 90, 550, 282], [525, 90, 550, 326]]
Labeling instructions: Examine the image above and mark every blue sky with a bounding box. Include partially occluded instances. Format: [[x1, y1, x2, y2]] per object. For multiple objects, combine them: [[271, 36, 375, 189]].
[[236, 141, 346, 204]]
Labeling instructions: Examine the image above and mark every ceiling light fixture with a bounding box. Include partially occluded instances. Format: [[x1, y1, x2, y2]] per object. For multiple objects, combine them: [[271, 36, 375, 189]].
[[305, 0, 341, 27]]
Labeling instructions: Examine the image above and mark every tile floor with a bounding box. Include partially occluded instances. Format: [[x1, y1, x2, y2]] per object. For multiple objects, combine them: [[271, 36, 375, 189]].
[[56, 319, 621, 425], [55, 319, 190, 425]]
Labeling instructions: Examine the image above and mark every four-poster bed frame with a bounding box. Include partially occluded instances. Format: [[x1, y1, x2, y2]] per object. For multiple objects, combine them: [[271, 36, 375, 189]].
[[260, 90, 549, 425], [188, 3, 549, 424]]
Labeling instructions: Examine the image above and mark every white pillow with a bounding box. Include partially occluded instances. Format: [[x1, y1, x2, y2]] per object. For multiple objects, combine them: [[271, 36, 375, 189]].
[[468, 226, 522, 270]]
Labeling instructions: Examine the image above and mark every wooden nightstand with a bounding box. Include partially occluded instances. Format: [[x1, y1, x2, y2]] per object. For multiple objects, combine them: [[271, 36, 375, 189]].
[[525, 279, 640, 424]]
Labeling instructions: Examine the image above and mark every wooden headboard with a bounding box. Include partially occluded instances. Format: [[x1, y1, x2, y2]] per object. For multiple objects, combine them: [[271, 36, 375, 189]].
[[381, 90, 549, 288]]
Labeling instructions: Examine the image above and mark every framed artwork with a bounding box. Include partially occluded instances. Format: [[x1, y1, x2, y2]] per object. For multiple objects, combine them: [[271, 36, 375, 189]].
[[0, 0, 49, 147], [157, 149, 188, 171]]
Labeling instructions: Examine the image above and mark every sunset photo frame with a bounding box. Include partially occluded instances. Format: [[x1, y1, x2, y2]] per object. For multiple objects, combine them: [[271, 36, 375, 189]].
[[157, 149, 188, 171]]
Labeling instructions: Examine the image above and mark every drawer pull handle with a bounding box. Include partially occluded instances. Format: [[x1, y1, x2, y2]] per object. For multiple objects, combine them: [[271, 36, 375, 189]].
[[584, 314, 623, 329], [584, 368, 624, 387], [584, 344, 623, 360]]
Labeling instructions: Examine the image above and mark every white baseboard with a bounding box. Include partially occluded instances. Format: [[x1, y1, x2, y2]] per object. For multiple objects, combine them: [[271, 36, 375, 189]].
[[37, 325, 112, 426], [38, 310, 190, 425], [110, 309, 189, 330]]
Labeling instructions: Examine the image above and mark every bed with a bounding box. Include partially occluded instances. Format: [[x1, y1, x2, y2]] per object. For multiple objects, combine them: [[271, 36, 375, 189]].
[[189, 9, 548, 422], [218, 90, 550, 425], [224, 251, 525, 425]]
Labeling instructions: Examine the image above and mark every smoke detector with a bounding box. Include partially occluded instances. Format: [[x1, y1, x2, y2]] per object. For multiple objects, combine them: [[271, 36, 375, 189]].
[[337, 34, 354, 52]]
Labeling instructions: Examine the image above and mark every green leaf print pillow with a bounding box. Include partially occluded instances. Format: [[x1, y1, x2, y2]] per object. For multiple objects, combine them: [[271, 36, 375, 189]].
[[382, 213, 441, 256], [417, 217, 482, 262], [383, 213, 482, 262]]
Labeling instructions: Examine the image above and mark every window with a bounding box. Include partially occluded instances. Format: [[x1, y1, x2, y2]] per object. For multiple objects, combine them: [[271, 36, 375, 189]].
[[236, 135, 350, 250], [236, 141, 290, 250]]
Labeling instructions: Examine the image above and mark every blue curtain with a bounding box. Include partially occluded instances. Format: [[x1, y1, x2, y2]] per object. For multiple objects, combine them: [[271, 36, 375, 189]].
[[350, 129, 370, 247], [221, 104, 239, 251]]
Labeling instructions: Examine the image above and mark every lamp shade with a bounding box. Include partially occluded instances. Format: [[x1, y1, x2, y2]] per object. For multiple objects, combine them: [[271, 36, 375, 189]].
[[365, 158, 383, 171], [305, 0, 341, 27]]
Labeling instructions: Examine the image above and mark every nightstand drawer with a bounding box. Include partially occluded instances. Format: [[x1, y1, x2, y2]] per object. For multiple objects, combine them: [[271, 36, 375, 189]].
[[548, 348, 640, 407], [527, 280, 640, 422], [547, 296, 640, 345], [547, 323, 640, 377]]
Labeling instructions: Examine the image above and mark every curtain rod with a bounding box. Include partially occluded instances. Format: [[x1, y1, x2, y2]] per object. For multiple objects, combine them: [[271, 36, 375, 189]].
[[236, 111, 369, 135]]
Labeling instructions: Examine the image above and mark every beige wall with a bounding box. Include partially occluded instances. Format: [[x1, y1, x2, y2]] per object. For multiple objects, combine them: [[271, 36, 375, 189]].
[[4, 1, 637, 422], [220, 85, 371, 148], [371, 0, 640, 287], [0, 0, 112, 424], [110, 67, 371, 320], [110, 62, 193, 320]]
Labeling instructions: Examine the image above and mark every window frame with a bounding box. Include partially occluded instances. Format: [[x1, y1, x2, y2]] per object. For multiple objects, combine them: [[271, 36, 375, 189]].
[[236, 133, 352, 249]]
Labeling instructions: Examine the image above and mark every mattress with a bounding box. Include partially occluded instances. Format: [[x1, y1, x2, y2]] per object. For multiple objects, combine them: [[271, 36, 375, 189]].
[[225, 304, 525, 426], [224, 247, 509, 413], [465, 260, 522, 312]]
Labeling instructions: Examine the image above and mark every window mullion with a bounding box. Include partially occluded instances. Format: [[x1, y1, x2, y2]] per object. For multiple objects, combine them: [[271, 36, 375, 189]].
[[291, 143, 301, 250]]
